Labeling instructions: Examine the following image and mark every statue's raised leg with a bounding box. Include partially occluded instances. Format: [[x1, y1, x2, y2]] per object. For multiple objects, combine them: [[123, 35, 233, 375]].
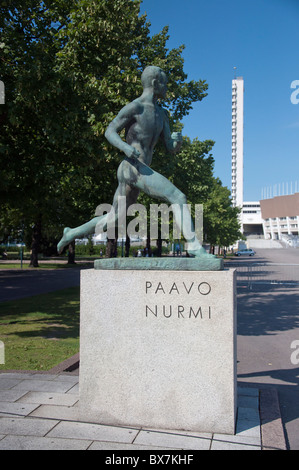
[[131, 161, 214, 259], [57, 216, 103, 254], [57, 181, 138, 254]]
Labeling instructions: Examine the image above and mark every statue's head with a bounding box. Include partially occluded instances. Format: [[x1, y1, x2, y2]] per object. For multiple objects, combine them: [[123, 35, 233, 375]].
[[141, 66, 167, 98]]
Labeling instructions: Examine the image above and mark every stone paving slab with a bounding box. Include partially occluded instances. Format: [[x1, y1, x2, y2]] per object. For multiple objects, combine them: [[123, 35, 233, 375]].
[[66, 383, 79, 395], [12, 379, 76, 394], [0, 378, 24, 390], [0, 372, 287, 450], [88, 441, 179, 451], [0, 401, 40, 417], [0, 390, 28, 403], [0, 417, 59, 437], [133, 429, 211, 450], [213, 432, 260, 446], [236, 420, 261, 438], [0, 435, 92, 451], [210, 440, 260, 450], [18, 391, 78, 407], [30, 403, 81, 421], [238, 395, 259, 409], [47, 421, 139, 444]]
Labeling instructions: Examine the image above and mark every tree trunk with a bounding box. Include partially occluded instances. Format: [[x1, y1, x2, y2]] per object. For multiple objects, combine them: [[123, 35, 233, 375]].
[[156, 231, 162, 257], [29, 216, 42, 267], [125, 235, 130, 257], [146, 234, 152, 257], [67, 241, 76, 264], [106, 238, 117, 258]]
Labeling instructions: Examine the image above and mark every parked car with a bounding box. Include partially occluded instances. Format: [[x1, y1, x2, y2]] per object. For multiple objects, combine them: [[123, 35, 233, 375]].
[[234, 248, 255, 257]]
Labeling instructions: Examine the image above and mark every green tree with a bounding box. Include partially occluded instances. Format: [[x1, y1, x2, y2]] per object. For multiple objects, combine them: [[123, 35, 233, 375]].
[[204, 178, 242, 251], [0, 0, 209, 264], [0, 0, 76, 265]]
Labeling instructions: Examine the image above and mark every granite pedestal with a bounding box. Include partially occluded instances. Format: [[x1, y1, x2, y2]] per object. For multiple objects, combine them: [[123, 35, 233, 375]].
[[79, 265, 237, 434]]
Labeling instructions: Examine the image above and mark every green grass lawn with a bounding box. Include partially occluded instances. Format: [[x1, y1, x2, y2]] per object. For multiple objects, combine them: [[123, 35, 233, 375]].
[[0, 287, 80, 371]]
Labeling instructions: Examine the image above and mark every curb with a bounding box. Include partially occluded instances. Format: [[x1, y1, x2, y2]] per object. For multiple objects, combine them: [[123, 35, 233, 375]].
[[259, 388, 287, 450], [48, 353, 79, 374], [0, 354, 79, 376]]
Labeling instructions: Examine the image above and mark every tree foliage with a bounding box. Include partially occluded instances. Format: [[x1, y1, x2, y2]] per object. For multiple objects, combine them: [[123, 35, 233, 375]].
[[203, 178, 242, 248], [0, 0, 240, 262]]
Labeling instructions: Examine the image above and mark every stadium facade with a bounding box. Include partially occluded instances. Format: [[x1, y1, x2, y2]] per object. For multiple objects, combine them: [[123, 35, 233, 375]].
[[230, 75, 299, 244], [260, 193, 299, 240]]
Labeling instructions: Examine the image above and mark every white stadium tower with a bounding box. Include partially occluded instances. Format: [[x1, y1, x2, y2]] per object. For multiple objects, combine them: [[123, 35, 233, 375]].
[[231, 73, 263, 238]]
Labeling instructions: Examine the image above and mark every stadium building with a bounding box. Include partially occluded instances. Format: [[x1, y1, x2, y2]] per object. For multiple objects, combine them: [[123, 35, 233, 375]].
[[230, 75, 298, 244], [260, 193, 299, 241]]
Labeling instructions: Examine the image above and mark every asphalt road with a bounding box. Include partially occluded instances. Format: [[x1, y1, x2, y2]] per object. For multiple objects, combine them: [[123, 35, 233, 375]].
[[0, 249, 299, 449], [233, 248, 299, 450], [0, 268, 81, 302]]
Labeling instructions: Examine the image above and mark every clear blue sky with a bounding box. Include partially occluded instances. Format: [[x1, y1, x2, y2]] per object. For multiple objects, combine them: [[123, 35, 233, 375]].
[[140, 0, 299, 201]]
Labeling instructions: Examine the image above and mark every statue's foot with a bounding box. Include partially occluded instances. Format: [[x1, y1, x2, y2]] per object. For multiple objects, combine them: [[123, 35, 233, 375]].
[[188, 246, 215, 258], [57, 227, 72, 254]]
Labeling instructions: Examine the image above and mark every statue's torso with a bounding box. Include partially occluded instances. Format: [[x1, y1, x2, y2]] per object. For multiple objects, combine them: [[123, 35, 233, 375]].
[[125, 100, 164, 166]]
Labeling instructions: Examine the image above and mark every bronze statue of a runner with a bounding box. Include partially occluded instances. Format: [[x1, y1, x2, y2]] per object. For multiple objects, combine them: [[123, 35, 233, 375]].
[[58, 66, 212, 259]]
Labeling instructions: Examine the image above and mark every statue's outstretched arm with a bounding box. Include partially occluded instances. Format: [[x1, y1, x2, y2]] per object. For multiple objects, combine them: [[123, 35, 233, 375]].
[[161, 109, 183, 154]]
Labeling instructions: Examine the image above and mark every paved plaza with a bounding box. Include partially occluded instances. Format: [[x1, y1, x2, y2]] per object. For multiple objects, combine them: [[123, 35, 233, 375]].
[[0, 371, 285, 450]]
